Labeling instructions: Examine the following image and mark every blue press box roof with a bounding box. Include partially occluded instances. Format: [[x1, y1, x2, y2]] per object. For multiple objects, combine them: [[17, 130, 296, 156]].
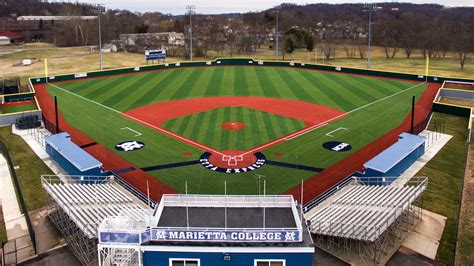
[[45, 132, 102, 172], [364, 133, 425, 173]]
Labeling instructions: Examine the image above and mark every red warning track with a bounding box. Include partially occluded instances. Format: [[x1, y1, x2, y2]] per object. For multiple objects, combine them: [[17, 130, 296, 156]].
[[34, 83, 176, 201], [286, 82, 441, 204]]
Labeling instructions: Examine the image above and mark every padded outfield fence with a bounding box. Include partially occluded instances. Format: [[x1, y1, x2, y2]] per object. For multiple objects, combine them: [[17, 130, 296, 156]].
[[30, 58, 474, 86]]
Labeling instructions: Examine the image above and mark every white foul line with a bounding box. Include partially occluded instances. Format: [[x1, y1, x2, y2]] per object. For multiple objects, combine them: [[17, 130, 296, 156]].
[[239, 82, 426, 157], [47, 82, 226, 156], [326, 127, 348, 137], [121, 127, 142, 137]]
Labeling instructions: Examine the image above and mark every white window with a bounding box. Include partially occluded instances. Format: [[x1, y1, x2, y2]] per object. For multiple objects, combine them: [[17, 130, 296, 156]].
[[169, 258, 200, 266], [254, 259, 285, 266]]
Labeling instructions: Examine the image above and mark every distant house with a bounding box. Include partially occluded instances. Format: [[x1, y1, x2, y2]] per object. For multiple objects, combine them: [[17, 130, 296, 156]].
[[101, 43, 117, 53], [0, 36, 11, 45], [118, 32, 185, 49], [0, 31, 22, 42]]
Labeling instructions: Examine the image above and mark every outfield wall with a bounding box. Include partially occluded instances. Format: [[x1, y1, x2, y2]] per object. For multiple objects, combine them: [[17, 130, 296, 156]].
[[30, 58, 474, 85]]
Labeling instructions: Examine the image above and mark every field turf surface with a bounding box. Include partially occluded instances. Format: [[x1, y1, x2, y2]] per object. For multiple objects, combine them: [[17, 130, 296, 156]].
[[45, 66, 427, 194]]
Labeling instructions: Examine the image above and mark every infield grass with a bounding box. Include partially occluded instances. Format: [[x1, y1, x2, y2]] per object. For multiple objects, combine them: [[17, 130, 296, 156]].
[[162, 106, 307, 150], [46, 66, 427, 194]]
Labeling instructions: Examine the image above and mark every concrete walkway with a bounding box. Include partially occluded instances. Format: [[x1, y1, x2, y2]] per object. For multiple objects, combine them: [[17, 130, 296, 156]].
[[0, 155, 35, 262]]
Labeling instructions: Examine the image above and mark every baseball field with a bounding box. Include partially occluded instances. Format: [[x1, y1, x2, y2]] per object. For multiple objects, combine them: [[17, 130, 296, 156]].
[[34, 65, 434, 198]]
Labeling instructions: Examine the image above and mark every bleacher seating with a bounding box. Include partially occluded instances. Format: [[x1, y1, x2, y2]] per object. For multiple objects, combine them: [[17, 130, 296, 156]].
[[43, 181, 149, 238], [307, 178, 427, 242]]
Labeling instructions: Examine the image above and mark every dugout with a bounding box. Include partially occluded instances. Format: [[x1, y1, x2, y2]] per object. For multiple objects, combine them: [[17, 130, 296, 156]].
[[45, 132, 103, 176], [361, 133, 425, 183], [98, 194, 314, 266]]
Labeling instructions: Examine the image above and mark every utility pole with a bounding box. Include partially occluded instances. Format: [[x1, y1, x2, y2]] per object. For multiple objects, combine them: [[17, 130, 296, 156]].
[[96, 4, 105, 70], [186, 5, 195, 61], [274, 9, 279, 61], [364, 3, 377, 69]]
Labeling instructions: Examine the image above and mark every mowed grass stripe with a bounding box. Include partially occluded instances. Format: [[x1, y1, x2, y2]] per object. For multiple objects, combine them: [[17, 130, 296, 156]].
[[195, 110, 213, 143], [242, 107, 260, 147], [266, 68, 299, 100], [219, 67, 235, 96], [256, 68, 281, 98], [290, 69, 341, 108], [329, 74, 378, 103], [254, 110, 271, 144], [212, 108, 226, 148], [219, 107, 232, 150], [202, 109, 219, 148], [151, 68, 195, 102], [83, 75, 131, 99], [234, 67, 249, 96], [188, 112, 206, 141], [125, 70, 180, 110], [170, 68, 206, 100], [203, 68, 224, 96], [244, 67, 266, 97], [100, 72, 156, 107], [182, 108, 201, 137], [228, 107, 239, 149], [61, 77, 112, 94], [277, 68, 319, 103], [187, 67, 215, 98], [352, 76, 401, 97], [345, 76, 392, 99], [296, 70, 347, 110], [64, 76, 123, 97], [175, 115, 193, 135], [311, 72, 359, 111], [318, 73, 371, 107], [114, 71, 174, 111]]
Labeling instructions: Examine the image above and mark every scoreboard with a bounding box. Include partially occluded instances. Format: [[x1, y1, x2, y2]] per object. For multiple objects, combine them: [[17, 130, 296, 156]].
[[145, 49, 166, 63]]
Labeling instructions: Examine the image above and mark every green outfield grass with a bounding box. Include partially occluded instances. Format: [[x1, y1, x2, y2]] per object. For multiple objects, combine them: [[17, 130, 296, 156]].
[[0, 103, 37, 114], [162, 106, 306, 150], [46, 66, 427, 194]]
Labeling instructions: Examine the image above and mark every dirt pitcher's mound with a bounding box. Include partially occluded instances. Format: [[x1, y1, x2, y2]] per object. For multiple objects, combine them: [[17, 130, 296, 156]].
[[221, 122, 246, 130]]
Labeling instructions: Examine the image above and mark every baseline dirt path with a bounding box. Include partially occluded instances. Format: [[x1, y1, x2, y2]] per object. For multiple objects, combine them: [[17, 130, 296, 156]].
[[125, 96, 345, 127]]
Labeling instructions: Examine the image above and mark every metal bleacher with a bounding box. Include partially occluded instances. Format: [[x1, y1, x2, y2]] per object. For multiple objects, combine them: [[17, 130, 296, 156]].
[[41, 175, 152, 265], [305, 176, 428, 265], [42, 175, 150, 239]]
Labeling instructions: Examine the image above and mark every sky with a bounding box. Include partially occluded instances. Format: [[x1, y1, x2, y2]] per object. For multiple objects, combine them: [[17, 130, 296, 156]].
[[74, 0, 473, 14]]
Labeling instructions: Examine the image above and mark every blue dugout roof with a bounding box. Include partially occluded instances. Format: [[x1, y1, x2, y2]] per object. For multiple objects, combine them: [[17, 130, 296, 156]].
[[45, 132, 102, 172], [364, 133, 425, 173]]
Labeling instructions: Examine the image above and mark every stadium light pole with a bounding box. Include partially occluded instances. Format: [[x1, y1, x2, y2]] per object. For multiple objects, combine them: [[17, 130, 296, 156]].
[[186, 5, 195, 61], [274, 9, 280, 61], [364, 3, 377, 69], [96, 4, 105, 70]]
